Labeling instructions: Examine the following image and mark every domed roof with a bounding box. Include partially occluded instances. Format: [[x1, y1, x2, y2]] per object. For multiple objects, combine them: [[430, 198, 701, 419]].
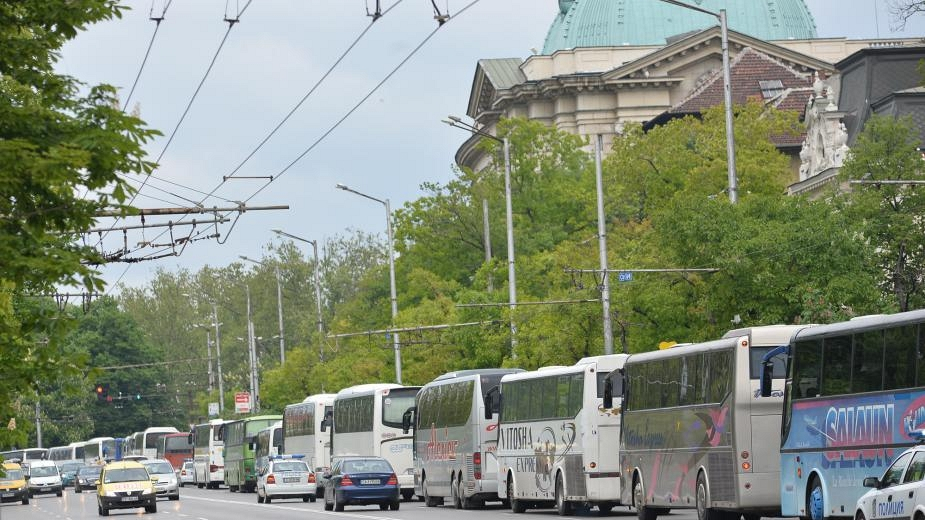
[[543, 0, 817, 54]]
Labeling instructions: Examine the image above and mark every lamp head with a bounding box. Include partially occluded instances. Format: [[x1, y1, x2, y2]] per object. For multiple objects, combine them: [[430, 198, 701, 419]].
[[335, 183, 349, 191], [448, 115, 462, 122]]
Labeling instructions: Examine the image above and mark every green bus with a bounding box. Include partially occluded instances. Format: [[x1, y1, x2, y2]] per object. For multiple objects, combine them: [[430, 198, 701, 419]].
[[224, 415, 282, 492]]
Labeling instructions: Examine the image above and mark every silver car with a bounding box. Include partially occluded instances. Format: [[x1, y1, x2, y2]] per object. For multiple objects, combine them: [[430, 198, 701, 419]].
[[141, 459, 180, 501]]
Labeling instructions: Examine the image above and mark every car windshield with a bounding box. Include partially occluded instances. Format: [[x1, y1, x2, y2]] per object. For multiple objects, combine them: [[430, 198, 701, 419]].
[[143, 462, 173, 474], [104, 468, 149, 483], [78, 466, 102, 476], [1, 469, 23, 480], [60, 462, 83, 472], [343, 459, 392, 473], [30, 466, 57, 477], [274, 461, 308, 472]]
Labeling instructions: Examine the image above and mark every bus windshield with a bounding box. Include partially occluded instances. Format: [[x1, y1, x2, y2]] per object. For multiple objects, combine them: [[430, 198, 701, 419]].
[[382, 389, 417, 429]]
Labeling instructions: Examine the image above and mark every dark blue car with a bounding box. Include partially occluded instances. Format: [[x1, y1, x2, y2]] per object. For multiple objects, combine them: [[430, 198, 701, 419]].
[[323, 456, 399, 512]]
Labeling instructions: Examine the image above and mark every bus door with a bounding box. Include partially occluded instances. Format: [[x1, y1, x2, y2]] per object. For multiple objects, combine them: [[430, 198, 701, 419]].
[[591, 369, 623, 498]]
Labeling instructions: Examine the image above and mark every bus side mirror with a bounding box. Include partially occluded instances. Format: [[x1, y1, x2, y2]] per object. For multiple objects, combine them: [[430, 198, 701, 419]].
[[401, 407, 416, 434], [484, 386, 500, 420], [188, 433, 193, 444], [760, 360, 774, 398], [603, 378, 614, 409], [320, 418, 330, 432]]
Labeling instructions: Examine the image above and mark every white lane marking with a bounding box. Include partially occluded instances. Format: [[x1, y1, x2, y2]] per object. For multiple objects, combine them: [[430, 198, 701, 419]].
[[183, 495, 400, 520]]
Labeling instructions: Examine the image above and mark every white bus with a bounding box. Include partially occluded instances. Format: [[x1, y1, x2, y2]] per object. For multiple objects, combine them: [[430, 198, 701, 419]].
[[255, 420, 282, 475], [48, 442, 86, 463], [130, 426, 180, 459], [83, 437, 117, 464], [497, 355, 628, 515], [621, 325, 804, 520], [0, 448, 47, 462], [410, 368, 523, 509], [331, 383, 420, 500], [193, 419, 226, 489], [282, 393, 336, 472]]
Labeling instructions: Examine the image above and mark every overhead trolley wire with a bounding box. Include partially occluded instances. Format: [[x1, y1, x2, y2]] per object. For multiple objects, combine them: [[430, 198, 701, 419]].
[[122, 0, 174, 112], [99, 0, 253, 248], [105, 0, 481, 289], [109, 0, 408, 266]]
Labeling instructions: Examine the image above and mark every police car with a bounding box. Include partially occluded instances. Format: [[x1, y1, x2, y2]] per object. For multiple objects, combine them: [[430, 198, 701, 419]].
[[855, 430, 925, 520]]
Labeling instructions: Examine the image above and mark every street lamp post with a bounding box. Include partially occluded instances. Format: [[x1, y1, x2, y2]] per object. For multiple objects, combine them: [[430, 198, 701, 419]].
[[271, 230, 325, 343], [659, 0, 738, 203], [240, 255, 286, 365], [335, 183, 403, 383], [444, 116, 518, 356]]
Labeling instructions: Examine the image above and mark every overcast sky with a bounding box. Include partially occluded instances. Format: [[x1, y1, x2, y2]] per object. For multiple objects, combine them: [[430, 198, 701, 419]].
[[59, 0, 925, 293]]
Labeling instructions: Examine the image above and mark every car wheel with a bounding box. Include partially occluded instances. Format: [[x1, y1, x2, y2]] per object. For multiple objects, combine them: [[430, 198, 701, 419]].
[[99, 503, 109, 516], [169, 494, 179, 501], [257, 492, 264, 503], [324, 489, 334, 511], [146, 503, 157, 514], [334, 490, 345, 512], [390, 500, 400, 511], [265, 495, 272, 504], [598, 502, 614, 516], [21, 495, 29, 505], [310, 494, 316, 503], [380, 503, 389, 510], [57, 489, 63, 497], [75, 485, 82, 494], [508, 475, 526, 514]]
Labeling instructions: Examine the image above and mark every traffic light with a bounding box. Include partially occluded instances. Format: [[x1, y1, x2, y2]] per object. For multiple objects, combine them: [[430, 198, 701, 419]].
[[95, 383, 109, 402]]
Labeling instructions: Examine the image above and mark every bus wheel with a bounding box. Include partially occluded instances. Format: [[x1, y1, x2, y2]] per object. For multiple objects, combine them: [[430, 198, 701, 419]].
[[696, 472, 721, 520], [402, 489, 414, 501], [508, 476, 526, 514], [808, 478, 824, 520], [634, 477, 658, 520], [556, 473, 573, 516], [855, 512, 866, 520], [456, 476, 472, 509], [423, 477, 438, 507], [452, 474, 462, 509]]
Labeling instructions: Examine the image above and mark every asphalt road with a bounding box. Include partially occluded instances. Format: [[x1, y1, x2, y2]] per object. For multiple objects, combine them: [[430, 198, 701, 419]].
[[0, 484, 707, 520]]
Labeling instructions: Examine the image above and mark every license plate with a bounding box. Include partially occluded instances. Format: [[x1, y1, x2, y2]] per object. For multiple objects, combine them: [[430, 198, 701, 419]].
[[360, 479, 379, 485], [283, 477, 299, 483], [120, 496, 139, 502], [41, 487, 50, 492]]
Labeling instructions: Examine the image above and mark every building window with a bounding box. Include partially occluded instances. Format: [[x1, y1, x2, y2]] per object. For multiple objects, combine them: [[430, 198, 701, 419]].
[[759, 80, 785, 99]]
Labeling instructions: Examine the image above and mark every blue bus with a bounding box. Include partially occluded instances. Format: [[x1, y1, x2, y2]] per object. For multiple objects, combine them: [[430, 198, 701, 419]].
[[772, 310, 925, 520]]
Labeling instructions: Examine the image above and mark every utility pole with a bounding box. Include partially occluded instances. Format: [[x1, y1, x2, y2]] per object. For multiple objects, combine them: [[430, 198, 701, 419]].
[[246, 286, 259, 413], [595, 135, 614, 355], [211, 302, 225, 414]]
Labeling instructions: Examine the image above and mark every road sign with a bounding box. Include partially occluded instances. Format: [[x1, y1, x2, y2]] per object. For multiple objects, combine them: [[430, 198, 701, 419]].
[[618, 271, 633, 282], [234, 392, 251, 414], [208, 402, 220, 417]]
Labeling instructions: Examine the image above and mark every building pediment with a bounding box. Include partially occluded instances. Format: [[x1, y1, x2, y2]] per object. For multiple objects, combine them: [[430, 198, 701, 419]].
[[601, 26, 835, 83], [466, 58, 526, 121]]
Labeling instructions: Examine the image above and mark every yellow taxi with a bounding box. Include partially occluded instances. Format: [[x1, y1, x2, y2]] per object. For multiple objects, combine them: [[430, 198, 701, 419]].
[[96, 460, 157, 516], [0, 461, 29, 505]]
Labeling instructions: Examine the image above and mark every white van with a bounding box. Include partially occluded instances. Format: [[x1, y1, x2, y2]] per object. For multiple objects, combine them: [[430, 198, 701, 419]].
[[26, 460, 63, 498]]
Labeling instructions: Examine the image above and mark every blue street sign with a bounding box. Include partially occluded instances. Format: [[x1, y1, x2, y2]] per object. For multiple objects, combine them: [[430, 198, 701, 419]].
[[618, 271, 633, 282]]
